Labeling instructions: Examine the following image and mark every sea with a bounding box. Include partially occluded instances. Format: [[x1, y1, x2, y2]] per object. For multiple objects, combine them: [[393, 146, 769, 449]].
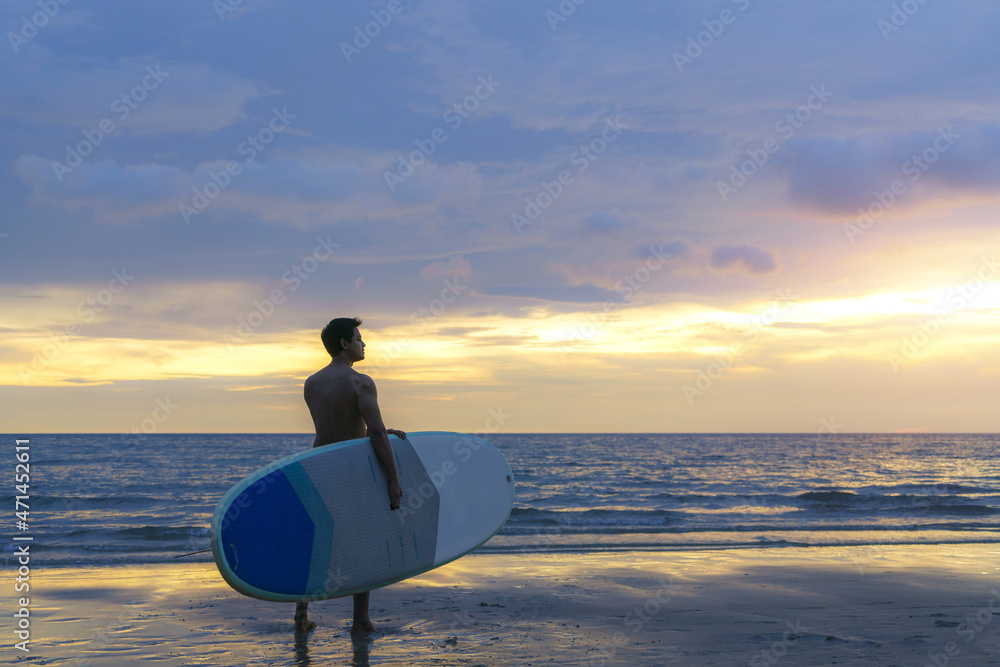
[[6, 433, 1000, 567]]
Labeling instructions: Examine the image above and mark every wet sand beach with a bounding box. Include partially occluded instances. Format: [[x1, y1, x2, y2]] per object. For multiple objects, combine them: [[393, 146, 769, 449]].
[[4, 544, 1000, 666]]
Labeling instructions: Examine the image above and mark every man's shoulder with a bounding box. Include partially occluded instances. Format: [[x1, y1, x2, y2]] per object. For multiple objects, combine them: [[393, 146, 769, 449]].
[[349, 369, 375, 390], [304, 364, 361, 392], [305, 363, 332, 382]]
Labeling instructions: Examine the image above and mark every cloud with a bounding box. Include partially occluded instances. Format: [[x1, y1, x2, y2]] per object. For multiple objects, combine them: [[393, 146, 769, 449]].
[[629, 241, 689, 261], [774, 125, 1000, 215], [480, 282, 624, 304], [12, 148, 484, 225], [420, 256, 474, 280], [581, 208, 635, 234], [0, 57, 268, 134], [710, 245, 778, 274], [773, 135, 897, 213], [13, 155, 186, 220]]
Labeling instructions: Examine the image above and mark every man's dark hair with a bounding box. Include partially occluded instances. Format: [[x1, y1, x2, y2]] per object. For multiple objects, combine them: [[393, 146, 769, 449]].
[[321, 317, 362, 357]]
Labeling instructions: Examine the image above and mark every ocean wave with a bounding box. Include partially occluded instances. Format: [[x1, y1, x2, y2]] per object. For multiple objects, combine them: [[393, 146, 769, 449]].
[[63, 526, 210, 541], [860, 483, 1000, 495], [500, 511, 1000, 535], [795, 491, 1000, 515], [18, 432, 1000, 565], [0, 494, 163, 508]]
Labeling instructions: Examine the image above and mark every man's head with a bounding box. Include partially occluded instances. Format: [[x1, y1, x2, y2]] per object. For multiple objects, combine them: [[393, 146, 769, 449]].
[[321, 317, 364, 359]]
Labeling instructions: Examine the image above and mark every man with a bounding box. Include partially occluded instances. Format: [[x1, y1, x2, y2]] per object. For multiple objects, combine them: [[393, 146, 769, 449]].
[[294, 316, 404, 634]]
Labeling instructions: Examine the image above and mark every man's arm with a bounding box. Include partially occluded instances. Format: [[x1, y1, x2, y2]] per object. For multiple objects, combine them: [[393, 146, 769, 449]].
[[355, 374, 402, 510]]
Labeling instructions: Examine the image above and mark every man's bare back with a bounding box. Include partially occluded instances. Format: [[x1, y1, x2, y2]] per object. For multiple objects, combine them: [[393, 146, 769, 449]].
[[304, 364, 370, 447], [294, 318, 404, 635]]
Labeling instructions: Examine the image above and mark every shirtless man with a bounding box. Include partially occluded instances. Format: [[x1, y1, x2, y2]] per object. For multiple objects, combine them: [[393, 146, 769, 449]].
[[294, 317, 404, 634]]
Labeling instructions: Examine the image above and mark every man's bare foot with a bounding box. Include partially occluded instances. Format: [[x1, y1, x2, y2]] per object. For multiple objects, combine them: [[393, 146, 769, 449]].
[[350, 617, 375, 634], [294, 603, 316, 633], [351, 591, 374, 634], [295, 617, 317, 632]]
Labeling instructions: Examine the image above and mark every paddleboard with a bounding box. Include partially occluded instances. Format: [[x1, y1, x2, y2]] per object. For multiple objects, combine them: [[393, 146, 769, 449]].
[[210, 431, 514, 602]]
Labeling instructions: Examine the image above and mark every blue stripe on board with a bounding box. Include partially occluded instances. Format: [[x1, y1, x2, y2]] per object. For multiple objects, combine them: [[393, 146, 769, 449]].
[[219, 469, 313, 596]]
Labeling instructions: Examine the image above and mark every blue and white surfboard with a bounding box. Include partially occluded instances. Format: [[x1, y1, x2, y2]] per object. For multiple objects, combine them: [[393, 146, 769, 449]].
[[210, 432, 514, 602]]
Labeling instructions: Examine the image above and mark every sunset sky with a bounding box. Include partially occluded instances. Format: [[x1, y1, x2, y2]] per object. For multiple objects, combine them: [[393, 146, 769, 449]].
[[3, 0, 1000, 434]]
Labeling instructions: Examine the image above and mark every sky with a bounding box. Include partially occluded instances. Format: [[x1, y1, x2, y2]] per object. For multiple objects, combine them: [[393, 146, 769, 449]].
[[3, 0, 1000, 434]]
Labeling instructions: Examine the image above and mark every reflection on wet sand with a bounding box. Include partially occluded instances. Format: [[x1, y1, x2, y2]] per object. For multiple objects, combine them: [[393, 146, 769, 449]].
[[24, 547, 1000, 665]]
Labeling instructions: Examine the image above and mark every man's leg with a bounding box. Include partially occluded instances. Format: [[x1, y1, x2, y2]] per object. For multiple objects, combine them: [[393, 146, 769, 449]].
[[294, 601, 316, 632], [351, 591, 375, 633]]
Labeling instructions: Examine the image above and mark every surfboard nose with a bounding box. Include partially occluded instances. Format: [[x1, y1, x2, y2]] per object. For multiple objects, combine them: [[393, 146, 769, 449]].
[[217, 469, 316, 596]]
